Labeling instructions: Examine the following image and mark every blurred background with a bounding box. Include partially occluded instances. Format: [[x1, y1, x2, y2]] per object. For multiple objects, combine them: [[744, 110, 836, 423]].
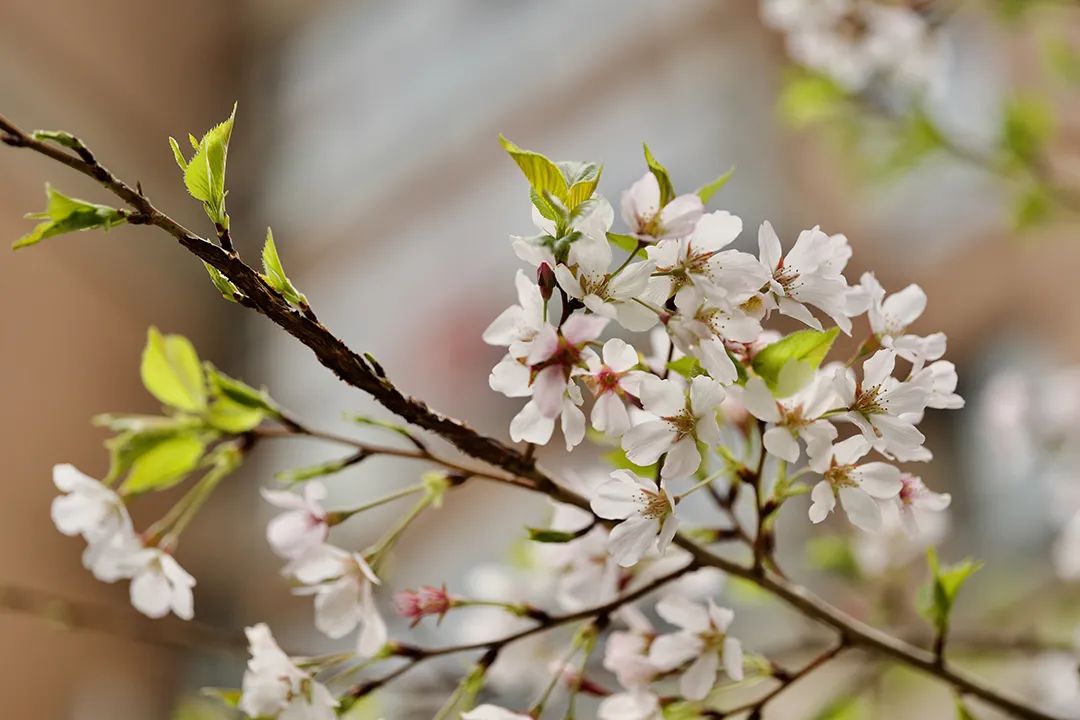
[[3, 0, 1080, 717]]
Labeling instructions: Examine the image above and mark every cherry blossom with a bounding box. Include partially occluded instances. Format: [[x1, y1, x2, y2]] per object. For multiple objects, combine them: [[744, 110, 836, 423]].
[[578, 338, 647, 436], [483, 269, 547, 361], [757, 221, 857, 334], [622, 375, 725, 478], [239, 623, 337, 720], [808, 435, 903, 532], [591, 470, 679, 567], [603, 606, 660, 689], [741, 374, 838, 462], [51, 464, 131, 543], [598, 688, 663, 720], [648, 595, 744, 701], [394, 584, 452, 627], [554, 232, 659, 331], [124, 547, 196, 620], [620, 172, 704, 242], [261, 481, 330, 560], [856, 273, 946, 371], [895, 472, 951, 536]]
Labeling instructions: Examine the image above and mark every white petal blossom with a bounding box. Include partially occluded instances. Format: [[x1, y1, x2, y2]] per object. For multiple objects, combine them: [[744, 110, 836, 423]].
[[742, 374, 838, 462], [622, 376, 725, 479], [261, 481, 330, 560], [240, 623, 337, 720], [621, 172, 704, 241], [124, 547, 196, 620], [807, 435, 903, 532], [591, 470, 679, 567], [51, 464, 132, 543], [648, 596, 744, 701]]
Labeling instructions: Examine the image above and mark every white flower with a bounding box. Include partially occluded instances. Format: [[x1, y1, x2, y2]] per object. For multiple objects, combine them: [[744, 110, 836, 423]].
[[578, 338, 648, 436], [554, 234, 659, 332], [287, 544, 387, 657], [598, 688, 663, 720], [807, 435, 903, 532], [124, 547, 196, 620], [603, 606, 660, 689], [856, 273, 946, 371], [240, 623, 337, 720], [757, 221, 857, 334], [895, 473, 951, 536], [911, 360, 964, 411], [622, 375, 725, 479], [621, 171, 704, 241], [591, 470, 679, 567], [648, 596, 744, 701], [82, 527, 142, 583], [483, 269, 547, 360], [261, 481, 329, 560], [462, 706, 532, 720], [834, 349, 932, 460], [647, 211, 768, 308], [51, 464, 132, 543], [741, 374, 838, 462]]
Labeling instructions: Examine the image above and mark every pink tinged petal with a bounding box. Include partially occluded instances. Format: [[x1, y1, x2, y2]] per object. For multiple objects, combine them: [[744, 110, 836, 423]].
[[261, 487, 309, 511], [758, 221, 783, 272], [662, 437, 701, 479], [808, 480, 835, 524], [526, 325, 560, 365], [763, 426, 800, 463], [266, 511, 327, 559], [608, 517, 660, 567], [532, 365, 568, 419], [659, 194, 705, 238], [656, 596, 711, 633], [832, 435, 872, 466], [690, 211, 743, 252], [302, 481, 328, 505], [603, 338, 640, 373], [839, 487, 883, 532], [743, 378, 782, 422], [854, 462, 903, 498], [778, 296, 823, 330], [656, 513, 680, 553], [562, 313, 610, 345], [622, 172, 662, 230], [623, 420, 677, 467], [723, 636, 744, 681], [680, 650, 719, 701], [554, 263, 584, 299], [862, 349, 896, 389], [562, 400, 587, 451], [649, 631, 704, 669], [509, 401, 555, 445]]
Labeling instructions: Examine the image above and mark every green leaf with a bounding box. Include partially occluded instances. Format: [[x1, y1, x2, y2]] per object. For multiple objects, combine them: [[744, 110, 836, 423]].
[[603, 447, 657, 476], [919, 548, 983, 637], [643, 143, 675, 207], [530, 188, 562, 223], [30, 130, 81, 150], [347, 414, 423, 448], [276, 454, 359, 484], [171, 103, 237, 226], [526, 527, 581, 544], [751, 328, 839, 396], [141, 327, 208, 412], [205, 364, 279, 416], [780, 70, 847, 129], [499, 135, 570, 203], [99, 419, 203, 485], [204, 397, 264, 433], [559, 160, 603, 209], [261, 228, 308, 307], [606, 232, 644, 257], [1002, 96, 1053, 168], [806, 535, 861, 580], [14, 184, 126, 249], [666, 356, 705, 379], [1013, 183, 1052, 231], [956, 698, 978, 720], [202, 262, 240, 303], [811, 693, 863, 720], [200, 688, 241, 709], [121, 433, 206, 494], [696, 166, 735, 205], [423, 471, 451, 508]]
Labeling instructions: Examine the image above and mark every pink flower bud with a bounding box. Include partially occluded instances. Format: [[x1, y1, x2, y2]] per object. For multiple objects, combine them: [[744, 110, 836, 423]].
[[393, 584, 452, 627], [537, 262, 557, 303]]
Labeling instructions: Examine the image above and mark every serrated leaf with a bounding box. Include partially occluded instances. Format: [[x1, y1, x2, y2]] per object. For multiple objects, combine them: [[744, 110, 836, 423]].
[[643, 143, 675, 207], [172, 103, 236, 225], [526, 527, 581, 543], [752, 328, 839, 396], [141, 327, 208, 412], [121, 433, 206, 494], [14, 184, 126, 249], [530, 188, 561, 223], [203, 262, 240, 302], [696, 166, 735, 204], [499, 135, 570, 202], [261, 228, 308, 307]]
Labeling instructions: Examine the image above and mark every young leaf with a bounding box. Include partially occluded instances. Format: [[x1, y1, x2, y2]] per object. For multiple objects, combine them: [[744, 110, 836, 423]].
[[277, 454, 360, 484], [751, 328, 840, 396], [919, 548, 983, 640], [140, 327, 208, 412], [203, 262, 240, 302], [14, 184, 126, 249], [779, 69, 846, 129], [100, 420, 202, 485], [261, 228, 308, 307], [526, 527, 582, 544], [204, 397, 265, 433], [205, 364, 279, 416], [170, 103, 237, 225], [606, 232, 645, 257], [666, 355, 705, 379], [559, 160, 603, 209], [643, 143, 675, 207], [499, 135, 570, 203], [121, 433, 206, 494], [696, 166, 735, 205], [30, 130, 81, 150]]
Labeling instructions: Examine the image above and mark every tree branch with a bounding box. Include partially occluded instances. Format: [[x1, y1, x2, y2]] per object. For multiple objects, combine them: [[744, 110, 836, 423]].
[[0, 112, 1063, 720]]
